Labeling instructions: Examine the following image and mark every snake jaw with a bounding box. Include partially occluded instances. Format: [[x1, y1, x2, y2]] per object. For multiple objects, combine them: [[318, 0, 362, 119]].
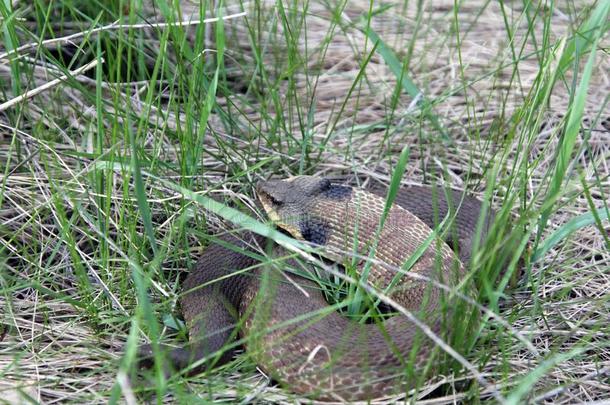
[[257, 182, 305, 239], [257, 189, 280, 221]]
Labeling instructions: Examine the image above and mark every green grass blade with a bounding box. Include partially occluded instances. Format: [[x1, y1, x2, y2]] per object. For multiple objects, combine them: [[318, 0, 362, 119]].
[[128, 125, 158, 256], [363, 26, 448, 140], [382, 145, 411, 223], [556, 1, 610, 75], [0, 0, 22, 96], [352, 145, 409, 318], [536, 1, 608, 243], [533, 207, 610, 263], [506, 347, 586, 405], [145, 172, 310, 252]]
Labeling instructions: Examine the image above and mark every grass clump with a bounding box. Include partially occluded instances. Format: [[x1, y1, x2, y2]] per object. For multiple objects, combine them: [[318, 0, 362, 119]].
[[1, 0, 609, 403]]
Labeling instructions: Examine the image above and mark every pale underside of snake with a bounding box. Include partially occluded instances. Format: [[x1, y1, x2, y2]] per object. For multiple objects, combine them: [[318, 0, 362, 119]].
[[141, 176, 492, 401]]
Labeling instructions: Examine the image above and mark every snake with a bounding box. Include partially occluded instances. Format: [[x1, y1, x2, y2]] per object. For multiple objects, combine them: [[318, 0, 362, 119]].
[[142, 176, 492, 401]]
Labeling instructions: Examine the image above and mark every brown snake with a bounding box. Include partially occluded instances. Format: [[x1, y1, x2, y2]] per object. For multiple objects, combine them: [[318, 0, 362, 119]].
[[143, 176, 492, 401]]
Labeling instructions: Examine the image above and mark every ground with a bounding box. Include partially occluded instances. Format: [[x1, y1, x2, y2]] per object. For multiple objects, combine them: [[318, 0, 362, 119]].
[[0, 0, 609, 403]]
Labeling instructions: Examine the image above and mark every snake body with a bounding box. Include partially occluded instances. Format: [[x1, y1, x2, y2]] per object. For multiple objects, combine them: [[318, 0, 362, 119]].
[[160, 176, 491, 401]]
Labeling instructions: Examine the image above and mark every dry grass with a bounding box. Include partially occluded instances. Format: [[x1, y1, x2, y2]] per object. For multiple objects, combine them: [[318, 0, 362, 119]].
[[1, 0, 609, 403]]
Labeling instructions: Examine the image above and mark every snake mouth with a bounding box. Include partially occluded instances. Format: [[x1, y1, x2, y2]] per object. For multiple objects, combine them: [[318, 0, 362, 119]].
[[255, 183, 280, 222], [257, 181, 307, 240], [255, 186, 270, 206]]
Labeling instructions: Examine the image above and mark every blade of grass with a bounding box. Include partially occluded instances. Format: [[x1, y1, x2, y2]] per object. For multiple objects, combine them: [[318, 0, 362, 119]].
[[533, 173, 610, 264], [532, 208, 609, 263], [536, 2, 608, 239], [128, 107, 158, 256], [145, 171, 311, 253], [191, 6, 225, 171], [0, 0, 22, 96], [363, 26, 448, 141], [505, 347, 586, 405], [316, 39, 379, 158], [350, 145, 409, 318]]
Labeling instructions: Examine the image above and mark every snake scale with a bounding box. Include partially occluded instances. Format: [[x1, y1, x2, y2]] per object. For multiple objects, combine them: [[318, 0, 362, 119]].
[[144, 176, 492, 401]]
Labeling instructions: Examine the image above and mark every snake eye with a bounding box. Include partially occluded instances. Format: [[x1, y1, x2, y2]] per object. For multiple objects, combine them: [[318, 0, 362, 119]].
[[269, 195, 283, 206]]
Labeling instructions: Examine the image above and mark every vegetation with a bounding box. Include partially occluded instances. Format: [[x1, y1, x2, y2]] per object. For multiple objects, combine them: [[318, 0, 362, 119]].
[[1, 0, 608, 403]]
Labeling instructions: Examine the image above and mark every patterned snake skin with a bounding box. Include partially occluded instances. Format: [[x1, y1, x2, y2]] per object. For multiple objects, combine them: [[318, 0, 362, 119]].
[[146, 176, 491, 401]]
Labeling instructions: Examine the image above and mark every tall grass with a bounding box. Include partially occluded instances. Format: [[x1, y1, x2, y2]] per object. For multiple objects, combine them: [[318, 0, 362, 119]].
[[1, 0, 608, 403]]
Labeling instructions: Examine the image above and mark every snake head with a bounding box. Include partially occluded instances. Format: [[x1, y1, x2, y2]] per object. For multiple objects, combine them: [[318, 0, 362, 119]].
[[257, 176, 330, 221], [256, 176, 352, 244]]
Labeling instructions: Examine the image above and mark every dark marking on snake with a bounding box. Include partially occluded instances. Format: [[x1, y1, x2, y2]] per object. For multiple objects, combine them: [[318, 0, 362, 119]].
[[299, 217, 329, 245], [323, 184, 352, 200]]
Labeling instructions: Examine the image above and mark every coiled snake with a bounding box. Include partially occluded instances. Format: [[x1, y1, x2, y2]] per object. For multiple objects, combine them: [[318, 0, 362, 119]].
[[144, 176, 491, 401]]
